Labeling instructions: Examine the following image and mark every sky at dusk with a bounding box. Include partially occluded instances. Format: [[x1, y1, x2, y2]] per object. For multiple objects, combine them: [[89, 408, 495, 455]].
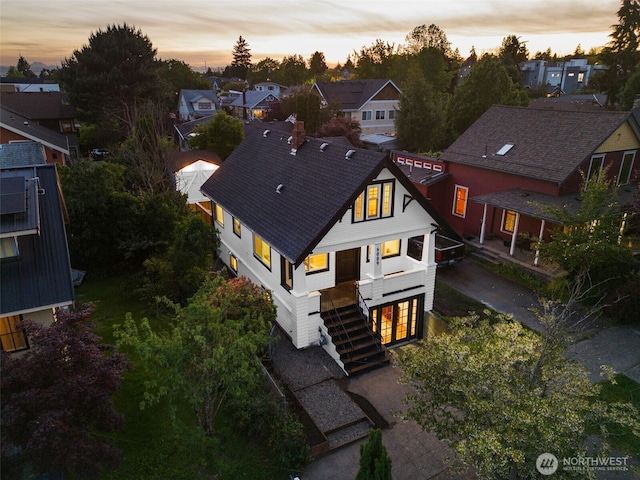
[[0, 0, 622, 70]]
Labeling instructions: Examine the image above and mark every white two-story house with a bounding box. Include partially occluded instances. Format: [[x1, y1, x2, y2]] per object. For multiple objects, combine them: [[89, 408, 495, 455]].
[[201, 121, 446, 375]]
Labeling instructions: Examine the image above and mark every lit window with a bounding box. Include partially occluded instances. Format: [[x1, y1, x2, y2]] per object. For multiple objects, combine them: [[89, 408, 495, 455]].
[[1, 237, 19, 259], [375, 110, 385, 120], [618, 151, 635, 186], [502, 210, 517, 233], [281, 258, 293, 290], [354, 181, 394, 222], [304, 253, 329, 273], [233, 217, 241, 237], [0, 315, 28, 352], [381, 240, 401, 258], [253, 234, 271, 269], [229, 254, 238, 272], [214, 204, 224, 226], [361, 111, 372, 121], [453, 185, 468, 217]]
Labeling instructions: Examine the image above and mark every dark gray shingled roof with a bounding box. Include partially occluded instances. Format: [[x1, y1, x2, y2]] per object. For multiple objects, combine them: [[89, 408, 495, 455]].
[[440, 105, 632, 185], [313, 79, 399, 111], [201, 123, 446, 266], [1, 162, 74, 316], [0, 107, 70, 154]]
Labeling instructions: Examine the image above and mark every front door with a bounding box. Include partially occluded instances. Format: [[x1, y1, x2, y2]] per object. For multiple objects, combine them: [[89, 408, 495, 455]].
[[335, 248, 361, 284]]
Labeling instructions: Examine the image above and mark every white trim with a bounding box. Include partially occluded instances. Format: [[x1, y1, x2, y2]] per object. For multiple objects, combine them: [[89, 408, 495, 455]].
[[1, 302, 72, 319], [617, 150, 636, 185]]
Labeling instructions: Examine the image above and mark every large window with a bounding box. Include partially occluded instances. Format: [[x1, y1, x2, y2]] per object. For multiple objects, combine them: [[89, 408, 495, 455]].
[[375, 110, 385, 120], [304, 253, 329, 273], [587, 154, 604, 182], [361, 110, 372, 121], [618, 151, 636, 185], [370, 295, 422, 345], [354, 181, 394, 222], [197, 101, 212, 110], [214, 204, 224, 226], [253, 234, 271, 269], [1, 315, 28, 352], [453, 185, 468, 217], [381, 240, 401, 258], [501, 210, 517, 233]]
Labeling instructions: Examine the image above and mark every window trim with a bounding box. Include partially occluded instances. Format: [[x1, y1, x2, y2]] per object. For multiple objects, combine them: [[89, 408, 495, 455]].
[[353, 180, 395, 223], [381, 239, 401, 259], [617, 151, 636, 186], [229, 254, 238, 273], [304, 253, 329, 274], [233, 217, 241, 237], [375, 110, 385, 120], [452, 185, 469, 218], [361, 110, 372, 121], [214, 204, 224, 227], [501, 210, 517, 234], [0, 315, 29, 352], [281, 257, 293, 290], [587, 154, 605, 183]]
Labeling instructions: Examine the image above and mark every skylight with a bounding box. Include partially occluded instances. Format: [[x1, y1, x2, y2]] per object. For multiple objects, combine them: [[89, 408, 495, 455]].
[[496, 143, 514, 156]]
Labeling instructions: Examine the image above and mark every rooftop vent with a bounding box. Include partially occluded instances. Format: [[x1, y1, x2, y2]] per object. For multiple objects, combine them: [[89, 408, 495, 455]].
[[496, 143, 514, 156], [287, 136, 293, 144], [276, 184, 284, 194], [320, 142, 329, 152], [263, 129, 270, 137], [345, 149, 356, 159]]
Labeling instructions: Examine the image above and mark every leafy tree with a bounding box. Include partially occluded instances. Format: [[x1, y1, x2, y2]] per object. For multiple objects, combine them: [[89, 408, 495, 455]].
[[618, 66, 640, 109], [248, 57, 280, 84], [315, 115, 363, 147], [274, 54, 308, 86], [59, 23, 162, 136], [404, 24, 452, 57], [396, 309, 640, 480], [230, 35, 252, 79], [396, 65, 446, 153], [353, 39, 400, 80], [308, 51, 329, 80], [446, 54, 529, 140], [279, 87, 324, 134], [16, 55, 36, 77], [5, 65, 23, 78], [1, 304, 129, 479], [114, 274, 276, 436], [596, 0, 640, 106], [190, 110, 245, 159], [499, 35, 529, 85], [355, 428, 392, 480], [157, 59, 211, 110], [414, 46, 454, 93]]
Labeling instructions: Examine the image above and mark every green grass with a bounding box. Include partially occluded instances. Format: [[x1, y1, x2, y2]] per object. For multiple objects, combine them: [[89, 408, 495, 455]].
[[75, 273, 290, 480], [434, 280, 487, 319], [592, 374, 640, 456]]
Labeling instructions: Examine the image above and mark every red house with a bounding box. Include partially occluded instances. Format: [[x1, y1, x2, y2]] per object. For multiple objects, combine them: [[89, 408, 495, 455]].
[[400, 105, 640, 264]]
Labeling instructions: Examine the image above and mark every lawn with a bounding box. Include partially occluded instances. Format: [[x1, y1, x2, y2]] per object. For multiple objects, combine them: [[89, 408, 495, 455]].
[[75, 273, 293, 480]]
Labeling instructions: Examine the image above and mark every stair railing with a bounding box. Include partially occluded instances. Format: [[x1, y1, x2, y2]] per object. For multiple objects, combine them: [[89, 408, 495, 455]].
[[355, 284, 383, 353], [320, 290, 354, 359]]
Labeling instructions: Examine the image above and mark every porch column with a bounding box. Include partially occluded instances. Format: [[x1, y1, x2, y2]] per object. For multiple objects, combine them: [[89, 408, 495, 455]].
[[291, 263, 308, 296], [509, 212, 521, 257], [534, 219, 545, 266], [480, 203, 488, 244]]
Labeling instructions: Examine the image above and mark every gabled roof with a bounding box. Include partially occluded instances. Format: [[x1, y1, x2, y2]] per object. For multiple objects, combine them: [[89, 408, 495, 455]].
[[0, 91, 76, 120], [201, 123, 445, 266], [440, 105, 633, 185], [230, 91, 277, 109], [0, 108, 70, 154], [178, 89, 220, 117], [0, 156, 74, 316], [174, 114, 216, 141], [312, 79, 401, 111]]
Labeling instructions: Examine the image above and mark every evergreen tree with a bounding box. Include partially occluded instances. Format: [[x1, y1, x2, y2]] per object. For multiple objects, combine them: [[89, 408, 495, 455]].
[[356, 429, 392, 480], [230, 35, 252, 79], [16, 55, 36, 77]]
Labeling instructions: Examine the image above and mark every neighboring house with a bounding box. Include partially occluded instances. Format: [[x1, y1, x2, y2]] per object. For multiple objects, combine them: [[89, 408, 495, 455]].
[[167, 149, 221, 221], [312, 79, 401, 136], [520, 58, 606, 94], [0, 91, 80, 160], [0, 141, 74, 353], [436, 105, 640, 260], [0, 107, 70, 165], [230, 90, 278, 120], [201, 121, 447, 375], [0, 77, 60, 93], [254, 81, 287, 97], [177, 89, 220, 122]]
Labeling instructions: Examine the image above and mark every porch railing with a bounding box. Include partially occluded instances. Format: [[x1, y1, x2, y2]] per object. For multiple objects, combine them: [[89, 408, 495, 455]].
[[356, 286, 383, 353], [320, 290, 354, 360]]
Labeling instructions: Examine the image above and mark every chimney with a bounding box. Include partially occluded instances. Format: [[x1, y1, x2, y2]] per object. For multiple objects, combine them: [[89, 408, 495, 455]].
[[291, 121, 306, 152]]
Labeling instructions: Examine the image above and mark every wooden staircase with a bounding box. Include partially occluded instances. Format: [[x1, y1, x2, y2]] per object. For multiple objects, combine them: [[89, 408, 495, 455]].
[[322, 303, 389, 375]]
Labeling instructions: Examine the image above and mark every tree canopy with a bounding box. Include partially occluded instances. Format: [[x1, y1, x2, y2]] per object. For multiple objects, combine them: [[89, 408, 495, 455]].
[[230, 35, 252, 79], [1, 304, 129, 479], [190, 110, 245, 159]]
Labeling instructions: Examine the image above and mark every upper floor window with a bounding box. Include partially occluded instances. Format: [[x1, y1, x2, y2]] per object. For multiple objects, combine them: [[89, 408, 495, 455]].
[[214, 204, 224, 226], [388, 109, 396, 120], [253, 234, 271, 269], [361, 110, 372, 121], [305, 253, 329, 273], [453, 185, 468, 218], [618, 151, 636, 186], [353, 181, 394, 222], [1, 315, 28, 352], [197, 101, 212, 110], [233, 217, 241, 237], [587, 154, 605, 182], [375, 110, 385, 120]]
